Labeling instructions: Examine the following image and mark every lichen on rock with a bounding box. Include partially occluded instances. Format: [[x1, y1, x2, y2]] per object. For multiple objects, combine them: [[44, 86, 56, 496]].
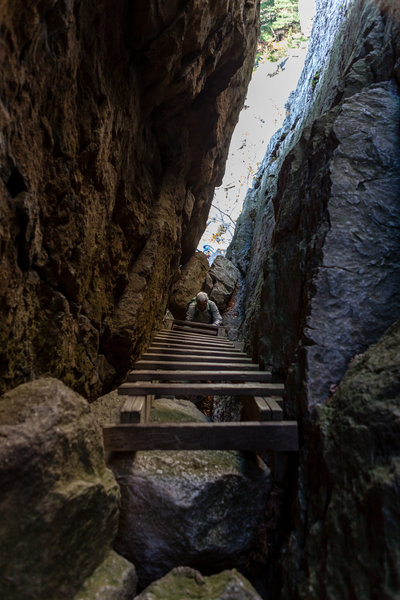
[[108, 398, 271, 588], [0, 378, 120, 600], [74, 550, 138, 600], [283, 318, 400, 599], [134, 566, 263, 600]]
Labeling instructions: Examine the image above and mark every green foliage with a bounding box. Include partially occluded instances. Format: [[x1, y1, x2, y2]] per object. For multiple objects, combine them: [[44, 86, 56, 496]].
[[311, 69, 321, 89], [256, 0, 306, 66]]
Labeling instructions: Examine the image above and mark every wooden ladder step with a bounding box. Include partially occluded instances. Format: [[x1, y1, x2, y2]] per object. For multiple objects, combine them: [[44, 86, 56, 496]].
[[154, 341, 236, 351], [241, 396, 284, 421], [127, 370, 273, 382], [133, 360, 260, 371], [103, 421, 299, 451], [156, 332, 234, 345], [105, 320, 298, 458], [120, 397, 146, 423], [118, 382, 284, 396], [264, 397, 284, 420], [145, 347, 247, 358], [141, 353, 253, 363], [150, 341, 241, 351]]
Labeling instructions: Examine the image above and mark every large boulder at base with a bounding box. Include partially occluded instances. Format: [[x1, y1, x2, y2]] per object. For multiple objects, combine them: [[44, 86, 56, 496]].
[[134, 566, 263, 600], [203, 255, 239, 312], [74, 550, 137, 600], [168, 252, 210, 319], [109, 399, 271, 588], [91, 388, 126, 427], [0, 378, 120, 600]]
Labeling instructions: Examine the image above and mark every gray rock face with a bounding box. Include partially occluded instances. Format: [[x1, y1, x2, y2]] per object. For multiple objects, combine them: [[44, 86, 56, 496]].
[[168, 252, 210, 320], [305, 82, 400, 406], [134, 566, 263, 600], [109, 399, 270, 588], [74, 550, 137, 600], [0, 378, 120, 600], [226, 0, 400, 597], [228, 0, 400, 407], [283, 318, 400, 600], [204, 255, 239, 312]]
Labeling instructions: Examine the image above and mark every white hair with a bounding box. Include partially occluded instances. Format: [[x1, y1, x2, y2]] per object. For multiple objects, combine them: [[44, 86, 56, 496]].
[[196, 292, 208, 302]]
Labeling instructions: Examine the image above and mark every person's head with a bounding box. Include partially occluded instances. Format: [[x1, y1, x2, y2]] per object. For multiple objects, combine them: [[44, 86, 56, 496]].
[[196, 292, 208, 311]]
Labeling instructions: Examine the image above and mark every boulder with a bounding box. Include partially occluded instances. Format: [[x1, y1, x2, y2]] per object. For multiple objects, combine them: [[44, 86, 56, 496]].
[[109, 399, 271, 588], [134, 566, 263, 600], [74, 550, 137, 600], [204, 255, 239, 312], [169, 252, 210, 319], [283, 317, 400, 599], [0, 378, 120, 600]]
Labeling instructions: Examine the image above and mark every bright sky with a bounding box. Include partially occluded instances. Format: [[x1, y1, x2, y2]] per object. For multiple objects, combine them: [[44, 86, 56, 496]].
[[199, 1, 316, 260]]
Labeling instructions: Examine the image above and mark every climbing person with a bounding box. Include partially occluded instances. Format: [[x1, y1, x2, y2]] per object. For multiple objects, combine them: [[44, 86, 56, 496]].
[[186, 292, 222, 326]]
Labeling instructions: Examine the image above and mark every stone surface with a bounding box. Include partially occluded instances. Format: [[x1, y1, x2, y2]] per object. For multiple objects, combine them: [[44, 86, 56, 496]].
[[282, 318, 400, 600], [226, 0, 400, 596], [168, 252, 210, 319], [305, 82, 400, 406], [211, 395, 243, 422], [0, 378, 120, 600], [150, 397, 210, 423], [205, 255, 239, 312], [228, 0, 400, 406], [74, 550, 138, 600], [91, 389, 126, 427], [109, 398, 271, 588], [0, 0, 260, 398], [134, 566, 263, 600]]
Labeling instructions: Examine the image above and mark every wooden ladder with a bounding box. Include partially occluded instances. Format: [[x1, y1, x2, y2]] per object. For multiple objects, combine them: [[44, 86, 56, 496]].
[[102, 319, 298, 464]]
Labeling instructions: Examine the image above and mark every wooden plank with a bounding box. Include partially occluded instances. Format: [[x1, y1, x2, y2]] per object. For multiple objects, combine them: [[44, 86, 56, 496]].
[[133, 360, 260, 371], [268, 396, 284, 408], [172, 325, 218, 336], [155, 332, 234, 346], [241, 396, 272, 421], [127, 370, 273, 382], [153, 337, 237, 348], [150, 341, 241, 352], [145, 347, 247, 358], [264, 397, 284, 421], [120, 396, 146, 423], [145, 394, 154, 423], [103, 421, 299, 451], [118, 382, 284, 396], [171, 319, 221, 330], [140, 353, 254, 363]]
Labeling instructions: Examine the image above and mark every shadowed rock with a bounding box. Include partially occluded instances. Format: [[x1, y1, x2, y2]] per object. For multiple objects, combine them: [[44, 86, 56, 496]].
[[0, 0, 259, 398], [204, 255, 239, 312], [284, 318, 400, 599], [0, 378, 120, 600], [169, 252, 210, 319], [108, 398, 271, 588]]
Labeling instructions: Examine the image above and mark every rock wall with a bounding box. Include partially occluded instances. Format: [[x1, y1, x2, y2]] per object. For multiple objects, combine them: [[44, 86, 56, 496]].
[[228, 0, 400, 407], [283, 317, 400, 600], [227, 0, 400, 597], [0, 0, 260, 399]]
